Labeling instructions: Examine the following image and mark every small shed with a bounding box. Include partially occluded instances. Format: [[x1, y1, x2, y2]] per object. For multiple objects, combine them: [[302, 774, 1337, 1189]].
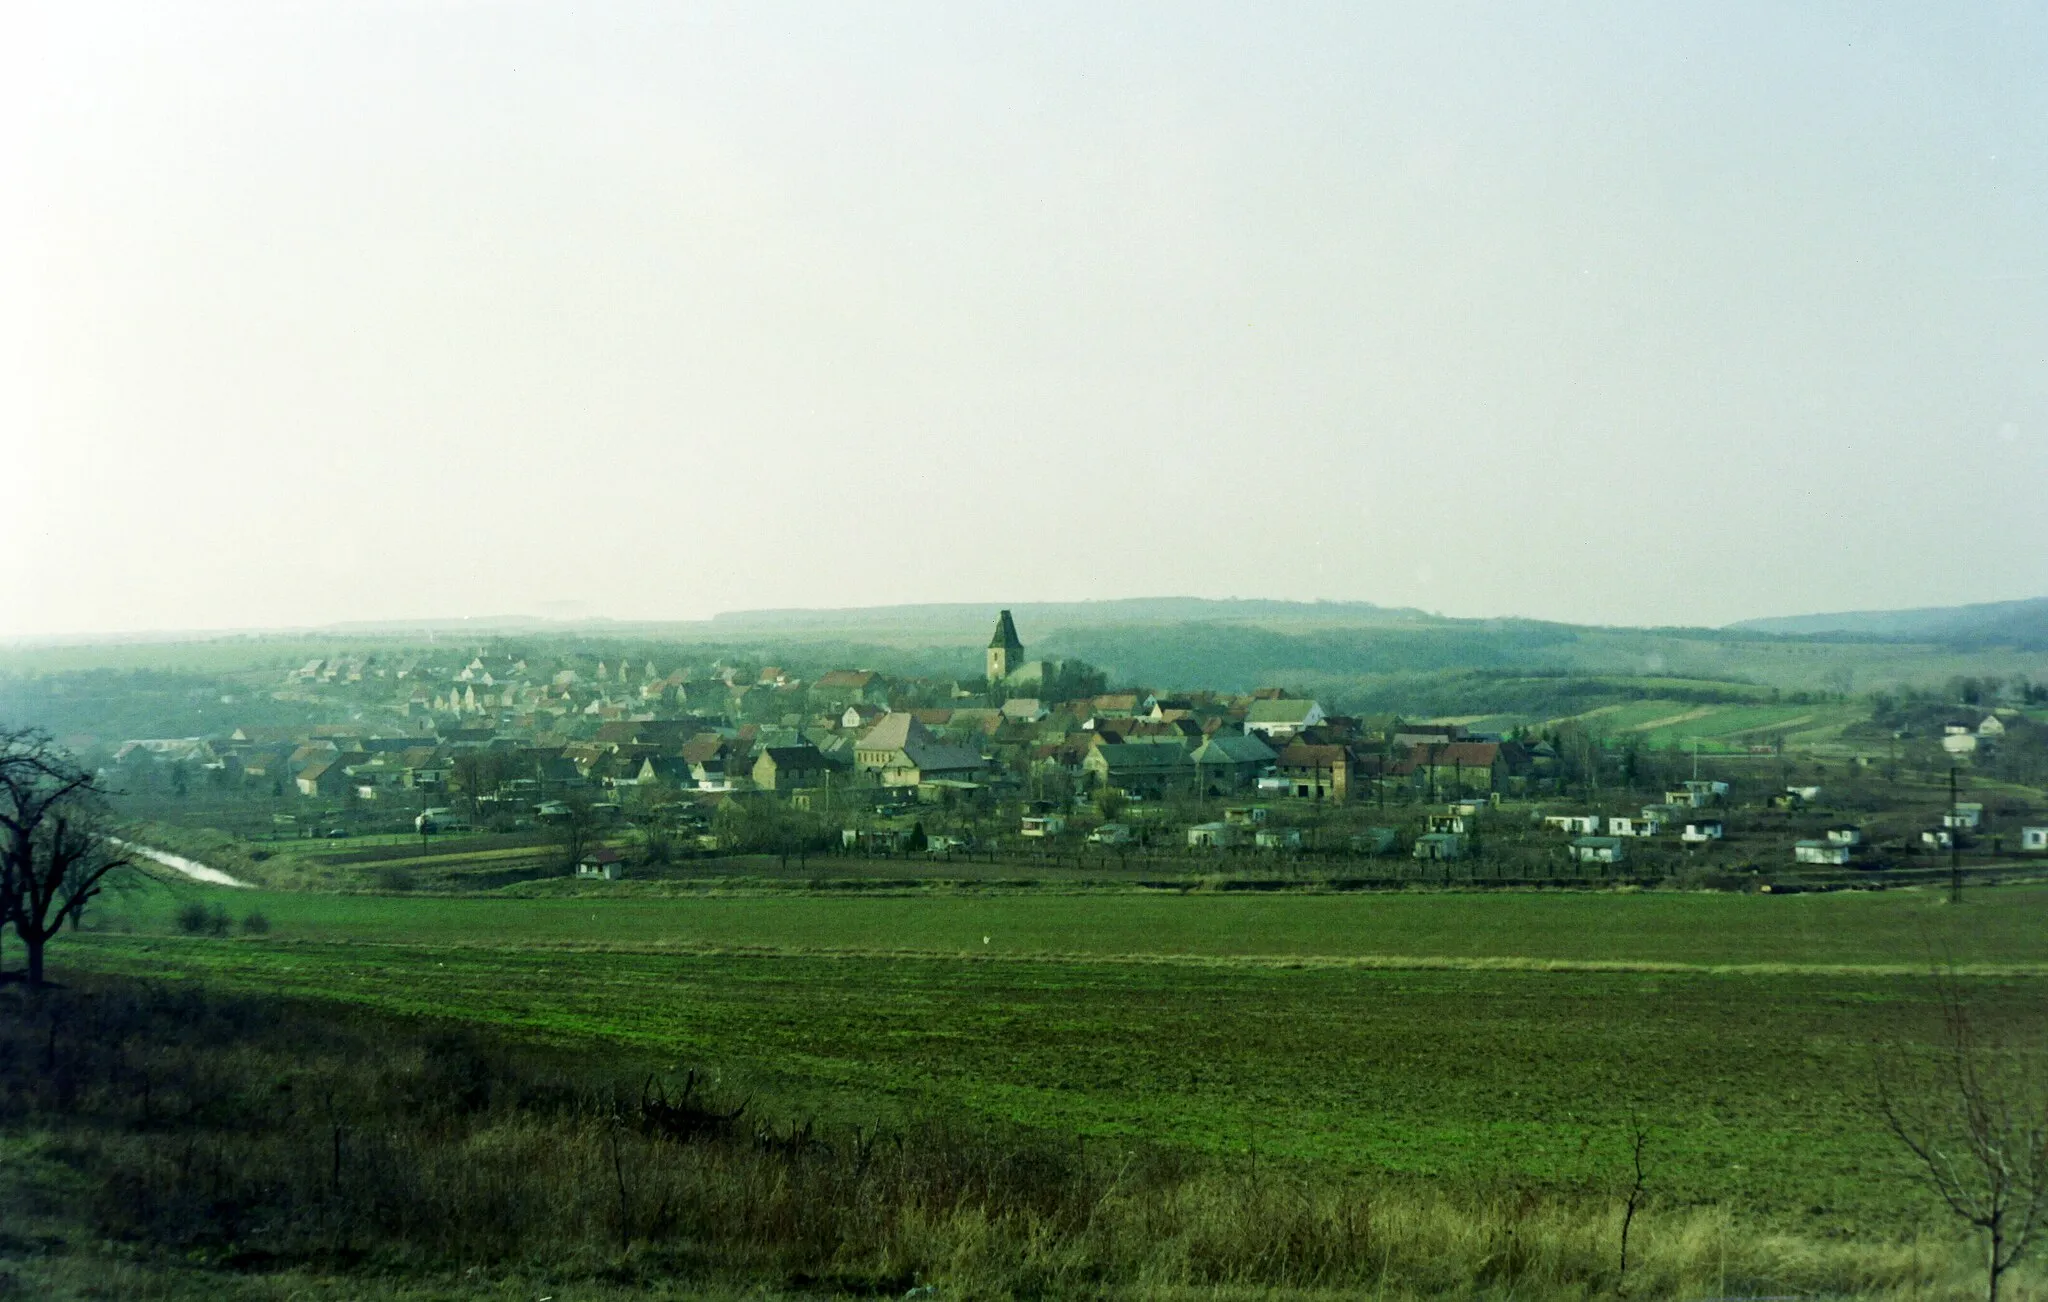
[[1569, 836, 1626, 864], [1824, 825, 1862, 847], [1680, 819, 1725, 844], [1350, 827, 1399, 856], [1413, 832, 1466, 861], [1020, 814, 1066, 838], [1188, 822, 1240, 849], [576, 847, 625, 881], [1255, 827, 1304, 850], [2020, 827, 2048, 853]]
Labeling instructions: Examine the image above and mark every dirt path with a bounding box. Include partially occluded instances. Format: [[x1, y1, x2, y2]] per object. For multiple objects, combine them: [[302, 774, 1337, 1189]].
[[111, 839, 253, 889]]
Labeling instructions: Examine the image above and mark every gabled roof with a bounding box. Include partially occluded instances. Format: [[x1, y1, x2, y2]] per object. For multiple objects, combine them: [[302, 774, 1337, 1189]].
[[1089, 743, 1195, 774], [1192, 733, 1277, 765], [1246, 699, 1321, 725], [857, 712, 927, 752], [816, 669, 879, 689], [680, 734, 728, 764]]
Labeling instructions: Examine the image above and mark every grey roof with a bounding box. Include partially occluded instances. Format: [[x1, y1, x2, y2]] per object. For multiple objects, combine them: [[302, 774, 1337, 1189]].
[[1192, 733, 1277, 765], [1092, 743, 1195, 774], [1245, 699, 1319, 724]]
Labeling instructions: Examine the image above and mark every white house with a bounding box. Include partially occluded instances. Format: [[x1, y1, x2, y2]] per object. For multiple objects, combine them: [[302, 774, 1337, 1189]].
[[1942, 727, 1980, 756], [1921, 828, 1954, 849], [1188, 822, 1240, 849], [1681, 819, 1725, 844], [1544, 814, 1601, 835], [1944, 803, 1984, 830], [2021, 827, 2048, 853], [575, 847, 625, 880], [1608, 815, 1662, 838], [1020, 815, 1066, 838], [1977, 715, 2006, 738], [1795, 840, 1853, 866], [1824, 825, 1863, 847]]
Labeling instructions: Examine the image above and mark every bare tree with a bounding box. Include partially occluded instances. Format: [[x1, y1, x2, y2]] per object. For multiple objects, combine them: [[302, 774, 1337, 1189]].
[[1875, 970, 2048, 1302], [0, 727, 136, 988], [547, 790, 600, 875]]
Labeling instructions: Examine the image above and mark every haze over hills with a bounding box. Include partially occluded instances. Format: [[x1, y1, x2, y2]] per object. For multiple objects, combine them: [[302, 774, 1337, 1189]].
[[1729, 596, 2048, 648]]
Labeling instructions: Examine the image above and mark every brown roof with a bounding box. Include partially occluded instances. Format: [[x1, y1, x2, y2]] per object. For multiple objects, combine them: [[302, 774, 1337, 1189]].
[[816, 670, 878, 689]]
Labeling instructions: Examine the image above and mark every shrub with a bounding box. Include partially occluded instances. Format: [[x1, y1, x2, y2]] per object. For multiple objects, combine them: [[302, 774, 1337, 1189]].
[[174, 902, 233, 936], [240, 911, 270, 935]]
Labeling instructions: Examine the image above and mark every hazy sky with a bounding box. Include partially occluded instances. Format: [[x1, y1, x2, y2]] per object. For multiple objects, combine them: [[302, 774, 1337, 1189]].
[[6, 2, 2046, 637]]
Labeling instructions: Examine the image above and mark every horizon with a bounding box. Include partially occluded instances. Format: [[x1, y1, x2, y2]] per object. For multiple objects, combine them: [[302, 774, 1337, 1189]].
[[4, 589, 2046, 650]]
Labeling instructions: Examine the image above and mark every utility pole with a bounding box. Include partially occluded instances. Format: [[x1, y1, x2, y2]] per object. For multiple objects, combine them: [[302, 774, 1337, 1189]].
[[1949, 765, 1962, 906]]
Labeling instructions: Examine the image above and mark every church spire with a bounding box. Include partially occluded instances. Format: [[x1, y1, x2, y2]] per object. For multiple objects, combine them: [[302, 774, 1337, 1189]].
[[987, 609, 1023, 683]]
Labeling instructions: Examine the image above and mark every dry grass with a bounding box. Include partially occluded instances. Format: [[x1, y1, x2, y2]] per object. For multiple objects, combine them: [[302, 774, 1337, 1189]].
[[0, 978, 2036, 1301]]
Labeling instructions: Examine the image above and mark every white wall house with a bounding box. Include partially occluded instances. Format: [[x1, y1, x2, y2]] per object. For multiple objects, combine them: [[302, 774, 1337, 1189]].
[[1795, 840, 1852, 865]]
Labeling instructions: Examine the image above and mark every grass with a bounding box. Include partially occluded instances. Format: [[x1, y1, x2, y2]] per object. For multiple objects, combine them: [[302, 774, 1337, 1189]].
[[102, 876, 2048, 968], [4, 978, 2011, 1302], [47, 881, 2048, 1239]]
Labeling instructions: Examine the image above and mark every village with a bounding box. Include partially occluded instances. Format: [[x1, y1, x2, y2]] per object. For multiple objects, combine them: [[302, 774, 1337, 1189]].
[[96, 611, 2048, 891]]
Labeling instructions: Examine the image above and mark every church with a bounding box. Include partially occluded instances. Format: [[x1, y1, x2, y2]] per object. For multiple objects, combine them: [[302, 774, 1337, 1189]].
[[985, 609, 1055, 690]]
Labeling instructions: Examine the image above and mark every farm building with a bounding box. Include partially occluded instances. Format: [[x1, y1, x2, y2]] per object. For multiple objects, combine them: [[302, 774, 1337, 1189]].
[[1680, 819, 1725, 844], [1607, 815, 1662, 838], [1188, 822, 1240, 849], [575, 847, 625, 881], [1920, 828, 1954, 849], [1088, 822, 1133, 846], [1569, 836, 1625, 864], [1020, 815, 1066, 838], [1824, 825, 1862, 846], [413, 807, 471, 834], [1224, 806, 1270, 826], [1544, 814, 1600, 834], [1943, 803, 1984, 829], [1795, 840, 1853, 866], [1255, 828, 1304, 850], [1350, 827, 1399, 855], [2021, 827, 2048, 852], [1413, 832, 1466, 861]]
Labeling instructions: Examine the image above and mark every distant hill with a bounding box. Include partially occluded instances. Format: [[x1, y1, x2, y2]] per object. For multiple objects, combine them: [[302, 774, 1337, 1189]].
[[1729, 597, 2048, 648], [709, 597, 1440, 638]]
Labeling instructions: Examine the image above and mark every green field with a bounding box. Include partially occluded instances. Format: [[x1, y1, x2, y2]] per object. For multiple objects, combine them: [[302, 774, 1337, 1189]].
[[99, 877, 2048, 969], [64, 880, 2048, 1243], [1553, 698, 1869, 752]]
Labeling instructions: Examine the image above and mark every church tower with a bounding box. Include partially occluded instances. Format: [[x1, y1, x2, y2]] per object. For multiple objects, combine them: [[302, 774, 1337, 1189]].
[[986, 609, 1023, 684]]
